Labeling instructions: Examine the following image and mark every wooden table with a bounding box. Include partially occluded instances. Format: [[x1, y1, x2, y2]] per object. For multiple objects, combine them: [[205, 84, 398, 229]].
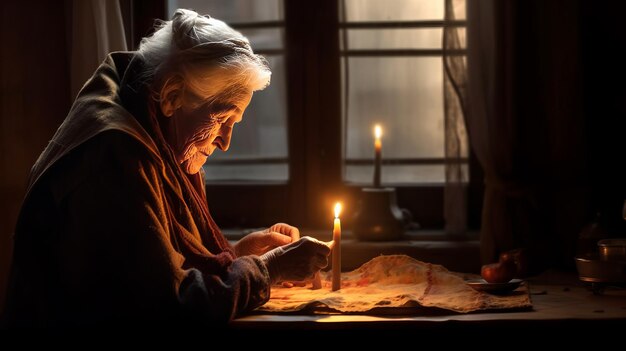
[[231, 270, 626, 336]]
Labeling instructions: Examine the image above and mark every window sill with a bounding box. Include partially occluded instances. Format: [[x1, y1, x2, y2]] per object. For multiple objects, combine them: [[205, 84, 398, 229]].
[[206, 180, 289, 186], [224, 229, 481, 274]]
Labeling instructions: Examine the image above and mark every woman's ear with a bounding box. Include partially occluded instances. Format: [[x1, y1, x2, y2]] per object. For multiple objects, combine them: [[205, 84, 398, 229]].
[[159, 75, 184, 117]]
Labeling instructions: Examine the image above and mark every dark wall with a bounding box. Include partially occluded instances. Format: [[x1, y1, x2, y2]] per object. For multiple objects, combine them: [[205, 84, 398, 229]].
[[580, 1, 626, 234], [0, 1, 70, 313]]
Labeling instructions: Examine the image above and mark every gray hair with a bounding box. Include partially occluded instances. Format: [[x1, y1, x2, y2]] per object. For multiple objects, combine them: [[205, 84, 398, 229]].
[[137, 9, 270, 103]]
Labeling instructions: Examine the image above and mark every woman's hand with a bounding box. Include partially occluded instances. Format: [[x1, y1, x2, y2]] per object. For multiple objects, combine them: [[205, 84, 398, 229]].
[[260, 237, 331, 284], [234, 223, 300, 257]]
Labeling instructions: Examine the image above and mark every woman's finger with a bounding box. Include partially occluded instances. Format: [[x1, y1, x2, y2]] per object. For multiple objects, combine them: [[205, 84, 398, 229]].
[[264, 232, 292, 247], [271, 223, 300, 242]]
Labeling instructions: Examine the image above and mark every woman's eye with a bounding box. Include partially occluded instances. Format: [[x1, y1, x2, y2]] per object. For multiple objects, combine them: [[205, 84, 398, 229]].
[[208, 116, 224, 124]]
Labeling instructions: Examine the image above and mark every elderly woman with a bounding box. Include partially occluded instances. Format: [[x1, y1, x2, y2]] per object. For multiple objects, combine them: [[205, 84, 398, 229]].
[[5, 9, 330, 327]]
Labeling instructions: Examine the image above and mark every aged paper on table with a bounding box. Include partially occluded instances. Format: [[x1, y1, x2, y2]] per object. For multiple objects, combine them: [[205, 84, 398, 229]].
[[259, 255, 532, 314]]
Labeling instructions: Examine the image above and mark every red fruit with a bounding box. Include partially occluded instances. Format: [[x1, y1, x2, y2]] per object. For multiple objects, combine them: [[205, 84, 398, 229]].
[[481, 260, 516, 283], [499, 248, 528, 278]]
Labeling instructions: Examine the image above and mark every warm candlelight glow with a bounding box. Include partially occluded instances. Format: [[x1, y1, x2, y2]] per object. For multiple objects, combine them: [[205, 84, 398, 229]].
[[374, 125, 382, 140], [332, 202, 342, 291]]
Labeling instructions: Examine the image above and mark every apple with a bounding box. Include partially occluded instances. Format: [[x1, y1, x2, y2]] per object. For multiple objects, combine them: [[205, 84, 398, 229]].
[[481, 260, 516, 283]]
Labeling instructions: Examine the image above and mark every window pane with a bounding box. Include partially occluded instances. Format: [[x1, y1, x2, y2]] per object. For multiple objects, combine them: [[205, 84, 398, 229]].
[[345, 164, 465, 185], [239, 28, 284, 50], [343, 57, 444, 162], [455, 28, 467, 49], [343, 0, 443, 22], [344, 28, 442, 50], [203, 164, 288, 182], [169, 0, 283, 22], [451, 0, 466, 20]]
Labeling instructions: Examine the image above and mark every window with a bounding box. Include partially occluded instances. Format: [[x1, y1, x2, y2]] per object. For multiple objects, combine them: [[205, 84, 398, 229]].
[[340, 0, 468, 185], [154, 0, 475, 230]]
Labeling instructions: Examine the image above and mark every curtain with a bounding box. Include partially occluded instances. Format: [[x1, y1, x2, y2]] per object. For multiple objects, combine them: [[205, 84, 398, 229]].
[[69, 0, 128, 99], [464, 0, 590, 273], [443, 0, 469, 236]]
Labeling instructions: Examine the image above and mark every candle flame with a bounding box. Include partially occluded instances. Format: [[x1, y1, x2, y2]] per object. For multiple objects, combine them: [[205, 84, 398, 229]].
[[374, 125, 382, 139], [334, 202, 342, 218]]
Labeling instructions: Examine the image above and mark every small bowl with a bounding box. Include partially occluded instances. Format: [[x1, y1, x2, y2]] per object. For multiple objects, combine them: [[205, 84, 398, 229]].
[[576, 253, 626, 283], [598, 239, 626, 261]]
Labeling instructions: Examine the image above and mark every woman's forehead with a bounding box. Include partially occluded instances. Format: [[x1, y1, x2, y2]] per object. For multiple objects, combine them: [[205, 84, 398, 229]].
[[187, 82, 251, 104]]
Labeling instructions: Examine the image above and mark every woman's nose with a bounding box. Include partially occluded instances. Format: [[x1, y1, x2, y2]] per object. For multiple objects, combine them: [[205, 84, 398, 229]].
[[218, 126, 233, 151]]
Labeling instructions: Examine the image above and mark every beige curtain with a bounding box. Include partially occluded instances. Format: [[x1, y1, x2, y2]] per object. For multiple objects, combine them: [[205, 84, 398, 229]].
[[443, 0, 469, 236], [69, 0, 128, 99]]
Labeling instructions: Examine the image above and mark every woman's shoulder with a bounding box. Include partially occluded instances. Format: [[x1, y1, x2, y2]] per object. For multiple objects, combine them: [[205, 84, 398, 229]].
[[45, 130, 162, 192], [22, 129, 164, 211], [76, 130, 160, 169]]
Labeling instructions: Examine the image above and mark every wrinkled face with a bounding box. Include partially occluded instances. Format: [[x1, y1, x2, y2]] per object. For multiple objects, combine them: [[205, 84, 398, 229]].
[[168, 88, 253, 174]]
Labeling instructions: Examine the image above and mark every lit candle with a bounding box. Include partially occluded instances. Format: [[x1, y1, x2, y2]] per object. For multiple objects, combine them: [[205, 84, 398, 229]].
[[331, 202, 342, 291], [373, 125, 382, 187]]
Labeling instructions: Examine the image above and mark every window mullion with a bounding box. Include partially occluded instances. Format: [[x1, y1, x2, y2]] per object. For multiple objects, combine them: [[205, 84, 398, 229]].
[[339, 20, 466, 29], [342, 49, 465, 56], [284, 0, 341, 228]]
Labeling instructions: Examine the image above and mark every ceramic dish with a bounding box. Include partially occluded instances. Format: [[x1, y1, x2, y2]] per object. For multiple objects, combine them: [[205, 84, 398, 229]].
[[575, 253, 626, 283], [466, 278, 523, 294]]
